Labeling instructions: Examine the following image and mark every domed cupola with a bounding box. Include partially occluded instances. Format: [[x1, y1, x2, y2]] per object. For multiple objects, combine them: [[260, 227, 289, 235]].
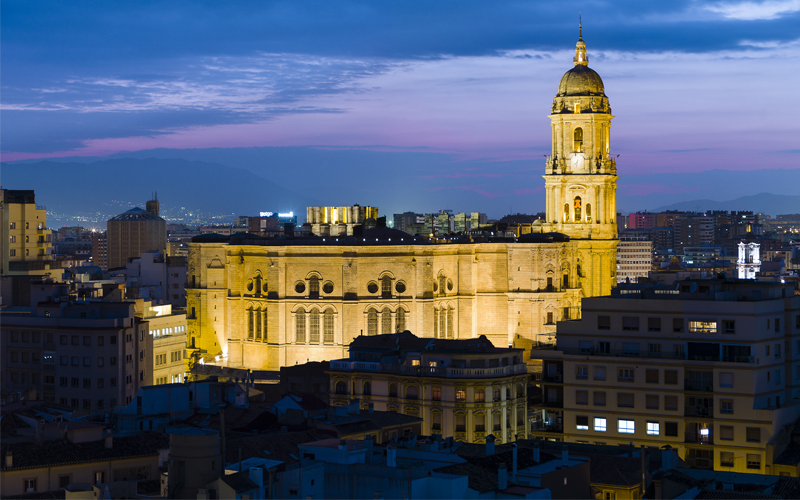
[[552, 25, 609, 114]]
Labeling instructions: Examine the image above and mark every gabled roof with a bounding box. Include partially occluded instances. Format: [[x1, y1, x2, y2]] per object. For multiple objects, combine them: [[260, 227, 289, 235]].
[[280, 393, 329, 412]]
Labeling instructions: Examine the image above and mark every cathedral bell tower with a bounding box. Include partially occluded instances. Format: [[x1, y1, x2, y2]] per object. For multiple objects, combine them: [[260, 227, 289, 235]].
[[544, 27, 618, 241]]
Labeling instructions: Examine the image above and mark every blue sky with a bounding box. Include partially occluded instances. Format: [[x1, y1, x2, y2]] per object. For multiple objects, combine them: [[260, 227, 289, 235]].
[[2, 1, 799, 215]]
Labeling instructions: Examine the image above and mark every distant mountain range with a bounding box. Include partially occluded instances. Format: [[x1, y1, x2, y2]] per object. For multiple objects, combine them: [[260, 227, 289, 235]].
[[4, 149, 800, 225], [1, 158, 318, 226], [652, 193, 800, 215]]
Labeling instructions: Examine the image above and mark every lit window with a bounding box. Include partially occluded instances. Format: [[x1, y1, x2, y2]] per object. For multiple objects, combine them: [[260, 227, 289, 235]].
[[689, 321, 717, 333], [576, 416, 589, 430], [647, 421, 660, 435], [618, 419, 635, 434], [594, 418, 607, 432]]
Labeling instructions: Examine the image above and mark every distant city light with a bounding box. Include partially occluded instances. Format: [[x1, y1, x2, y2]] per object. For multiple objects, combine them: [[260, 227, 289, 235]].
[[278, 212, 294, 217], [259, 211, 274, 217]]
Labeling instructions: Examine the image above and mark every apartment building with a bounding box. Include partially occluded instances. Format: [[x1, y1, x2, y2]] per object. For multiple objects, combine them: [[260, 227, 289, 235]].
[[0, 189, 54, 277], [141, 302, 188, 385], [617, 236, 652, 283], [530, 278, 800, 475], [328, 331, 528, 444], [1, 301, 151, 411]]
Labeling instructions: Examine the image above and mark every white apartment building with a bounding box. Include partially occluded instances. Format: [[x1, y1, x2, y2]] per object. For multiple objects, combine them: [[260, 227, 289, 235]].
[[141, 302, 188, 385], [530, 278, 800, 475], [617, 236, 652, 283]]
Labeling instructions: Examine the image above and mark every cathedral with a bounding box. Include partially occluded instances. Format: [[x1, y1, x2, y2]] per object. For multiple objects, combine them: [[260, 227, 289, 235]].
[[186, 33, 619, 369]]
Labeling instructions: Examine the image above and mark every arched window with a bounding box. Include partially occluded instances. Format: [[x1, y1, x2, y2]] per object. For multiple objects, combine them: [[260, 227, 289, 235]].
[[432, 386, 441, 401], [433, 308, 439, 338], [447, 307, 454, 339], [323, 309, 334, 343], [406, 386, 418, 400], [363, 381, 371, 396], [439, 308, 446, 339], [296, 308, 306, 343], [475, 413, 486, 432], [475, 389, 485, 403], [586, 203, 592, 223], [255, 307, 262, 340], [573, 127, 583, 153], [381, 308, 392, 334], [396, 309, 406, 332], [381, 276, 392, 299], [438, 275, 447, 296], [309, 308, 320, 343], [247, 308, 254, 340], [262, 309, 268, 342], [517, 384, 524, 398], [367, 308, 378, 336], [309, 276, 320, 299], [493, 387, 501, 402], [335, 381, 347, 395], [389, 383, 398, 398], [564, 204, 570, 222], [574, 196, 582, 222]]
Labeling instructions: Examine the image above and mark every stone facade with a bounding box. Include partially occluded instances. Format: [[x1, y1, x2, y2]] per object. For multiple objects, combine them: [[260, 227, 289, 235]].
[[185, 33, 619, 370]]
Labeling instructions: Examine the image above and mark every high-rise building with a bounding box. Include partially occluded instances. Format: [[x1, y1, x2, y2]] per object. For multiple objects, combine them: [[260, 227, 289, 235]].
[[91, 231, 108, 270], [674, 215, 714, 253], [106, 197, 166, 270], [0, 189, 54, 276], [628, 212, 656, 230], [530, 278, 800, 474], [616, 236, 652, 283]]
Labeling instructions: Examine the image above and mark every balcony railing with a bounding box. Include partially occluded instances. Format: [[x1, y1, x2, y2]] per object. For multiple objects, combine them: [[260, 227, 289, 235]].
[[329, 360, 527, 378], [684, 380, 713, 392], [530, 423, 563, 433]]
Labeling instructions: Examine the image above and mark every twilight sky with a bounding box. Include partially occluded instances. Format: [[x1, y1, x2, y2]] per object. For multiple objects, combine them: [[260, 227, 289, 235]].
[[2, 1, 800, 214]]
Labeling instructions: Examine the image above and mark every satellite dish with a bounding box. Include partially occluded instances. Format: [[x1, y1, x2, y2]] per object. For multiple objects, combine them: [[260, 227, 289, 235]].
[[690, 282, 698, 293]]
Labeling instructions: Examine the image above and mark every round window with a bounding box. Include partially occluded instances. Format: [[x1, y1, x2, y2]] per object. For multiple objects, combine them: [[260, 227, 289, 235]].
[[395, 281, 406, 294], [367, 282, 378, 294], [447, 279, 454, 291], [295, 282, 306, 294], [323, 282, 334, 294]]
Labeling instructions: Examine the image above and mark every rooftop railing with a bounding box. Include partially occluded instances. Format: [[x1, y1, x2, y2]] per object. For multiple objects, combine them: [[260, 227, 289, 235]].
[[329, 359, 526, 378]]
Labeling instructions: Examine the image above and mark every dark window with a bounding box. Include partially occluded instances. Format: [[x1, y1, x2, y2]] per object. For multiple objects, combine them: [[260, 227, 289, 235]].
[[71, 335, 79, 345], [83, 336, 91, 346], [665, 422, 678, 436], [60, 335, 68, 345], [622, 317, 639, 331], [673, 318, 684, 333], [646, 369, 659, 384], [664, 370, 678, 385], [648, 318, 661, 332], [597, 316, 610, 330]]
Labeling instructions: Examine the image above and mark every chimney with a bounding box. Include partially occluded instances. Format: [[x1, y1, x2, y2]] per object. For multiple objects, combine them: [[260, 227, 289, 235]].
[[533, 442, 540, 463], [661, 446, 675, 470], [5, 451, 12, 468], [562, 444, 568, 462], [104, 429, 113, 449], [512, 443, 518, 483], [486, 434, 496, 456], [641, 445, 646, 496], [498, 463, 508, 490], [386, 444, 396, 467]]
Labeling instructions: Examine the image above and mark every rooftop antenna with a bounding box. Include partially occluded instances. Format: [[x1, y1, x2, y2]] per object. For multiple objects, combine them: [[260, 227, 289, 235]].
[[579, 11, 582, 40]]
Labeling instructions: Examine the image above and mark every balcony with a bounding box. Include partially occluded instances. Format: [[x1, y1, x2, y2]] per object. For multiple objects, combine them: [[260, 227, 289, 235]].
[[684, 380, 713, 392], [684, 406, 714, 418], [530, 422, 563, 433], [329, 359, 527, 378]]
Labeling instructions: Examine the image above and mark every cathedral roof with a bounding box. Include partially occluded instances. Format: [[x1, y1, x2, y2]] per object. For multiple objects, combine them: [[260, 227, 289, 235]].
[[557, 64, 605, 97], [557, 29, 605, 97]]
